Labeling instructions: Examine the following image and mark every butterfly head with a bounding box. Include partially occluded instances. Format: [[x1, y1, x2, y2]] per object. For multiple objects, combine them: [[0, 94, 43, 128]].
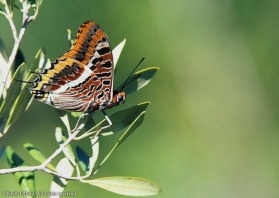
[[112, 90, 126, 106]]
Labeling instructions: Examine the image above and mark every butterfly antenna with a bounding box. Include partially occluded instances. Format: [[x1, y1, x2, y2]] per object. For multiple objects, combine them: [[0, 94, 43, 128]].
[[120, 57, 145, 91], [29, 71, 41, 76], [120, 74, 141, 91], [16, 79, 33, 84]]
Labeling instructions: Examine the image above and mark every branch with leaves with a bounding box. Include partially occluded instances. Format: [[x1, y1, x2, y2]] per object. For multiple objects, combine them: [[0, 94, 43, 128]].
[[0, 1, 160, 197], [1, 102, 160, 196], [0, 0, 42, 99]]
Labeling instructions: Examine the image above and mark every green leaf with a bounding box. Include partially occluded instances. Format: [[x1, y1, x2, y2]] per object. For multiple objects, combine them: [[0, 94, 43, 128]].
[[0, 37, 8, 63], [23, 143, 56, 171], [50, 157, 74, 195], [118, 67, 159, 95], [71, 111, 83, 118], [13, 1, 20, 10], [0, 40, 8, 104], [84, 116, 96, 132], [27, 0, 36, 5], [6, 146, 35, 196], [98, 111, 145, 169], [55, 127, 76, 166], [0, 63, 25, 112], [0, 63, 31, 136], [112, 39, 126, 68], [0, 0, 5, 6], [115, 111, 145, 147], [14, 49, 25, 73], [56, 110, 71, 132], [75, 137, 99, 176], [98, 102, 150, 135], [76, 146, 90, 173], [34, 0, 42, 16], [6, 0, 15, 14], [0, 49, 50, 136], [0, 146, 6, 161], [5, 80, 33, 128], [67, 29, 74, 47], [88, 136, 99, 174], [32, 48, 51, 72], [83, 177, 160, 196]]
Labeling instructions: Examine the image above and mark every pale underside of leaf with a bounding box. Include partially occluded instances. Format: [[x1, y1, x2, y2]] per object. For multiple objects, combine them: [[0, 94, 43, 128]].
[[50, 158, 74, 198], [83, 177, 160, 196], [112, 38, 126, 69], [55, 127, 76, 166]]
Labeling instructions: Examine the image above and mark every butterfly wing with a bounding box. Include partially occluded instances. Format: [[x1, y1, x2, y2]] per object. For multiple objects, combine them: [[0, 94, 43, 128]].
[[31, 21, 114, 112]]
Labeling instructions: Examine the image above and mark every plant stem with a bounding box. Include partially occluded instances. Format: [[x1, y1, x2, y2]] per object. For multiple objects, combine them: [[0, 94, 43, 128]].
[[0, 3, 33, 99]]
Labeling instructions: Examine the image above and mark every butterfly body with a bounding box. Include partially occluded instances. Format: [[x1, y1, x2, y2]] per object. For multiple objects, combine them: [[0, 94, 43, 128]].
[[30, 21, 125, 112]]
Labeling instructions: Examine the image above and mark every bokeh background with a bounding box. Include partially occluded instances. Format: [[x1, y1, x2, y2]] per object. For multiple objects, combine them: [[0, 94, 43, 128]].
[[1, 0, 279, 197]]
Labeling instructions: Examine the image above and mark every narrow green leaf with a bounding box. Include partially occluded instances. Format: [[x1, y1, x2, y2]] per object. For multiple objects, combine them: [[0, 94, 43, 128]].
[[118, 67, 159, 95], [98, 112, 145, 168], [14, 49, 25, 73], [84, 116, 96, 132], [56, 110, 71, 132], [6, 0, 15, 14], [2, 78, 33, 134], [23, 143, 56, 171], [88, 136, 99, 175], [27, 0, 36, 5], [34, 0, 42, 16], [55, 127, 76, 166], [0, 10, 5, 16], [98, 102, 150, 135], [13, 1, 20, 10], [0, 63, 25, 111], [112, 39, 126, 68], [67, 29, 74, 47], [50, 158, 74, 195], [0, 63, 30, 136], [0, 146, 6, 161], [31, 48, 51, 72], [0, 37, 8, 62], [6, 146, 25, 167], [6, 146, 35, 196], [6, 84, 32, 117], [0, 47, 8, 104], [18, 49, 50, 112], [116, 111, 145, 147], [0, 49, 49, 136], [83, 177, 160, 196], [76, 146, 89, 173], [71, 112, 83, 118], [0, 0, 6, 6]]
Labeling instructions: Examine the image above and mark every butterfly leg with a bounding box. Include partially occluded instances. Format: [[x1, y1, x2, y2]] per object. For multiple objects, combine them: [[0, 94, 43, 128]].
[[72, 112, 90, 132], [74, 111, 112, 140]]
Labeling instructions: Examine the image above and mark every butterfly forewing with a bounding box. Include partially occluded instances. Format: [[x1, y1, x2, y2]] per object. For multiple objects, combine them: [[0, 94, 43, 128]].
[[30, 21, 115, 112]]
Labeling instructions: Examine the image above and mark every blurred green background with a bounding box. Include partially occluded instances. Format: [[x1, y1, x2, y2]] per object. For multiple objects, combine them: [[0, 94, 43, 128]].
[[1, 0, 279, 197]]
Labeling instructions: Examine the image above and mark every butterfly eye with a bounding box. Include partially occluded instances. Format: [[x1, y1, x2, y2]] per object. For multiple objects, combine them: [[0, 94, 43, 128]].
[[117, 95, 123, 102]]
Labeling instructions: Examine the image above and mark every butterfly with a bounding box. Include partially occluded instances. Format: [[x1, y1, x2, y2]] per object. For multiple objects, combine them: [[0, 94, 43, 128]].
[[29, 21, 126, 117]]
